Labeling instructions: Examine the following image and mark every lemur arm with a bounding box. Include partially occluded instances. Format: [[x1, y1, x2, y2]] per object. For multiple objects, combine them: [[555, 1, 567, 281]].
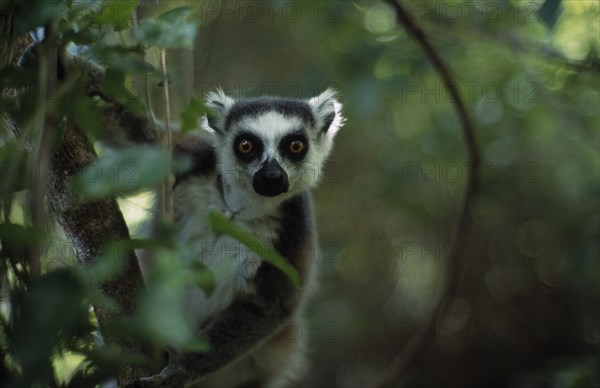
[[132, 264, 301, 387]]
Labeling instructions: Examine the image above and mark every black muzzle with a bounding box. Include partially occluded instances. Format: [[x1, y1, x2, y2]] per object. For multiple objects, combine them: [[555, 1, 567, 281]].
[[253, 159, 289, 197]]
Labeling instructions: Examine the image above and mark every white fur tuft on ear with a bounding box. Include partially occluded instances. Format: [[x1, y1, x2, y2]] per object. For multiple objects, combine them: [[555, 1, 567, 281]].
[[308, 88, 345, 138], [203, 88, 235, 134], [306, 88, 345, 165]]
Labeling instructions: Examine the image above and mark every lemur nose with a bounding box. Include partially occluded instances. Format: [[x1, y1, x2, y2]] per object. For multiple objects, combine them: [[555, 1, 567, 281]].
[[253, 159, 289, 197], [263, 169, 284, 183]]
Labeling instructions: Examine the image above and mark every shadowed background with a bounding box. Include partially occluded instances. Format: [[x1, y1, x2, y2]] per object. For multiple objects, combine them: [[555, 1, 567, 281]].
[[127, 1, 599, 386], [1, 1, 598, 387]]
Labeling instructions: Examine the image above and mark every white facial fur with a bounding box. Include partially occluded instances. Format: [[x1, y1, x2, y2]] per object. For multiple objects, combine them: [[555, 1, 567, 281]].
[[202, 88, 344, 218]]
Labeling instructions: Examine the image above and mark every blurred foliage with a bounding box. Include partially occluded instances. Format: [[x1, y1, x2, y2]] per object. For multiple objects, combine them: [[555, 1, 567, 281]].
[[0, 0, 208, 385], [207, 211, 301, 286], [1, 0, 599, 387]]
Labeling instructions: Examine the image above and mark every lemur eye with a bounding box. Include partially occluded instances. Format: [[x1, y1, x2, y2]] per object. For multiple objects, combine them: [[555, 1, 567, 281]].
[[289, 140, 305, 154], [238, 139, 254, 154]]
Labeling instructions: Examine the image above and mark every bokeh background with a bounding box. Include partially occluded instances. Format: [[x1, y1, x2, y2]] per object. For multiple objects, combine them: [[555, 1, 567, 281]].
[[133, 1, 599, 386], [2, 0, 599, 387]]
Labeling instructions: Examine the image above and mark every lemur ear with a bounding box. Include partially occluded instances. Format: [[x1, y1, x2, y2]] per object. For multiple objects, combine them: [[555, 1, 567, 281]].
[[308, 88, 344, 137], [202, 88, 235, 134]]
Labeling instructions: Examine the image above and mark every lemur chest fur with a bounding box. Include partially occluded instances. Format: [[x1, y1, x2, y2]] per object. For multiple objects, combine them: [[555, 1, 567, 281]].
[[173, 175, 282, 327]]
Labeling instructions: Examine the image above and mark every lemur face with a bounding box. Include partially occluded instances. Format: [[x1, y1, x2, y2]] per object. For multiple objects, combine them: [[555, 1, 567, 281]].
[[203, 89, 344, 200]]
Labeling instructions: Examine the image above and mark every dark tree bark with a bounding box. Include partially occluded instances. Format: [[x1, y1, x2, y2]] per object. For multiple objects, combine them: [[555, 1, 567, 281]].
[[47, 119, 155, 384], [3, 31, 159, 384]]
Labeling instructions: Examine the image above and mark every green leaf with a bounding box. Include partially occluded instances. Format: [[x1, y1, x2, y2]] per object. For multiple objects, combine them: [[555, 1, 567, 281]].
[[189, 261, 216, 297], [7, 269, 93, 386], [0, 223, 44, 260], [138, 250, 209, 350], [179, 97, 207, 133], [181, 338, 210, 353], [82, 238, 161, 284], [150, 215, 179, 248], [157, 7, 195, 23], [86, 45, 156, 76], [0, 67, 38, 89], [6, 0, 68, 35], [95, 0, 139, 31], [72, 145, 170, 199], [66, 360, 115, 388], [62, 26, 99, 46], [538, 0, 562, 29], [99, 67, 145, 114], [67, 343, 144, 388], [124, 238, 163, 251], [2, 80, 39, 130], [207, 211, 301, 287], [58, 78, 104, 137], [0, 141, 29, 193], [133, 7, 198, 48]]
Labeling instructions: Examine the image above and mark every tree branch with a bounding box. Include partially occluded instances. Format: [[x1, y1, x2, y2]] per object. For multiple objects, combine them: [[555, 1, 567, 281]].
[[47, 120, 154, 384], [28, 21, 57, 278], [4, 34, 158, 385], [158, 48, 173, 219], [376, 1, 481, 386], [65, 55, 158, 146]]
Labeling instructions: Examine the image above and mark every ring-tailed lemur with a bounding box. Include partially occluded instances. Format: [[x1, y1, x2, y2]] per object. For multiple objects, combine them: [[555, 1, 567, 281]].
[[135, 88, 344, 387]]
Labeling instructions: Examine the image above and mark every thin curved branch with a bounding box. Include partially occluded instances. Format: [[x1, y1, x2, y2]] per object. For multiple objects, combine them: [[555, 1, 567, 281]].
[[376, 1, 481, 386]]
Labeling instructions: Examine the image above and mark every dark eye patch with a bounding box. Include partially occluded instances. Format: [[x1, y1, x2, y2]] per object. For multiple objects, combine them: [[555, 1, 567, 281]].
[[233, 132, 263, 162], [279, 131, 309, 162]]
